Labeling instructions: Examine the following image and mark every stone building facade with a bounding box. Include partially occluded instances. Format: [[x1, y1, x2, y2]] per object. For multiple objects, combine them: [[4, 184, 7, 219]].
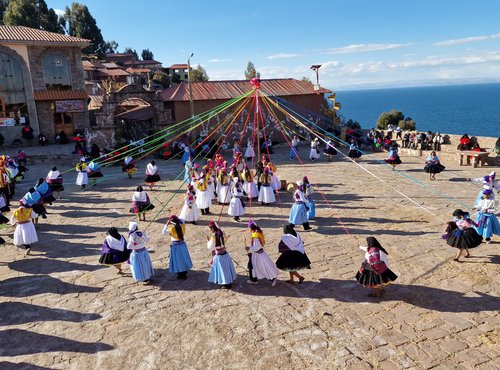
[[0, 26, 90, 145]]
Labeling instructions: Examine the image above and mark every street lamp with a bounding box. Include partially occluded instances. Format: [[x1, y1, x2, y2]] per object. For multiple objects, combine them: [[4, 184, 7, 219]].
[[187, 53, 195, 119], [310, 64, 321, 93]]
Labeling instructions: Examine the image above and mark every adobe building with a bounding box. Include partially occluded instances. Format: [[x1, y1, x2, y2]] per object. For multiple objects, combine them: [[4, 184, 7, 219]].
[[0, 25, 90, 145]]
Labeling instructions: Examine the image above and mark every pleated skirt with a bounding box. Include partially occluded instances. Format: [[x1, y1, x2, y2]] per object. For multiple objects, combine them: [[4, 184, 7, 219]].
[[76, 172, 88, 185], [179, 203, 199, 222], [130, 249, 154, 282], [208, 253, 237, 285], [289, 203, 308, 225], [355, 263, 398, 288], [276, 251, 311, 271], [474, 212, 500, 238], [228, 198, 245, 217], [243, 181, 258, 198], [14, 222, 38, 246], [251, 251, 279, 280], [169, 241, 193, 273], [258, 186, 275, 204]]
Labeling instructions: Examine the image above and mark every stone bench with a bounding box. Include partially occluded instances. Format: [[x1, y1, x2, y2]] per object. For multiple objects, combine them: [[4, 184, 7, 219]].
[[458, 151, 489, 167]]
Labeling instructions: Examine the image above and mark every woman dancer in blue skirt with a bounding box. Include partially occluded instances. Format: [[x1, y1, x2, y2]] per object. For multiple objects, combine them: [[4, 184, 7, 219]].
[[162, 215, 193, 279], [207, 221, 237, 289], [127, 221, 154, 284]]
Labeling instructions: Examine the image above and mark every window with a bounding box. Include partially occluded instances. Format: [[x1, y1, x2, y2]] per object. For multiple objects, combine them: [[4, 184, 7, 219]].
[[43, 53, 71, 90], [0, 52, 27, 126]]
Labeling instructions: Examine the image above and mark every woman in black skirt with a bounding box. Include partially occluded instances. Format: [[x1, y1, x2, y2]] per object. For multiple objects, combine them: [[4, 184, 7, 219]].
[[355, 237, 398, 297], [444, 209, 482, 262], [424, 151, 445, 180], [99, 227, 131, 274], [276, 224, 311, 283]]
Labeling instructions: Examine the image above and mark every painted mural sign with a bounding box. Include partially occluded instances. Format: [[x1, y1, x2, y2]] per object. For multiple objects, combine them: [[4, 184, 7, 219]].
[[55, 100, 84, 113]]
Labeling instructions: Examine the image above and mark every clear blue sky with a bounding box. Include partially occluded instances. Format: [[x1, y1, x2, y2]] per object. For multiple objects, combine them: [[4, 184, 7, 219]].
[[48, 0, 500, 90]]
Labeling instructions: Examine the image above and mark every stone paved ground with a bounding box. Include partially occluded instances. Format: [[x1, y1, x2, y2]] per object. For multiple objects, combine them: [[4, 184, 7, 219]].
[[0, 145, 499, 369]]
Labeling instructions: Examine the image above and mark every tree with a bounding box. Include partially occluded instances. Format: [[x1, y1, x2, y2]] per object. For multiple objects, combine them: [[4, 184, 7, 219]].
[[244, 61, 260, 80], [124, 47, 138, 60], [344, 119, 361, 130], [141, 48, 154, 60], [376, 109, 405, 130], [102, 40, 119, 54], [398, 117, 416, 130], [63, 2, 105, 55], [152, 70, 170, 88], [4, 0, 38, 28], [301, 76, 312, 84], [190, 64, 209, 82], [3, 0, 64, 33]]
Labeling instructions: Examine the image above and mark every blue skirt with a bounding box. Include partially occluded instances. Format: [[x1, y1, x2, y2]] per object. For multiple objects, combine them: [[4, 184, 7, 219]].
[[307, 196, 315, 219], [474, 212, 500, 238], [182, 151, 190, 164], [169, 240, 193, 273], [208, 253, 237, 285], [289, 202, 308, 225], [130, 249, 154, 282], [290, 147, 298, 159]]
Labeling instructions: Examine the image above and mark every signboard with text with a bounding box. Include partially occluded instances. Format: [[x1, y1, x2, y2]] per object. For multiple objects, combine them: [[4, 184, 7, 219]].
[[55, 100, 84, 113], [0, 117, 16, 126]]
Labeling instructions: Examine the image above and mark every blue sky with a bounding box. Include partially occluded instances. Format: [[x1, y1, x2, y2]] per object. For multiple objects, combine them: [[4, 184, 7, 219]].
[[48, 0, 500, 90]]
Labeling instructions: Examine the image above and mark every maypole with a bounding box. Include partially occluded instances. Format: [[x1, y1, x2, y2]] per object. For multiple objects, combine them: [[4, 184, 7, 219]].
[[250, 77, 261, 160]]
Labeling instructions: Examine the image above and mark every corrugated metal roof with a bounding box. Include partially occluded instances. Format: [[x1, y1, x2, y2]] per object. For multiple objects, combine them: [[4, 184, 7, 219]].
[[0, 25, 90, 46], [160, 79, 331, 102], [88, 94, 104, 110], [101, 68, 129, 77], [115, 105, 154, 121], [34, 89, 88, 101]]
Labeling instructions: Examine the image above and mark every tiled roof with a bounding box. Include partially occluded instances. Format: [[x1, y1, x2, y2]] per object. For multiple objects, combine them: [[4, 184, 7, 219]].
[[0, 26, 90, 46], [101, 68, 129, 77], [169, 64, 188, 69], [125, 67, 151, 74], [82, 60, 95, 71], [123, 60, 161, 66], [34, 89, 88, 101], [161, 79, 331, 102]]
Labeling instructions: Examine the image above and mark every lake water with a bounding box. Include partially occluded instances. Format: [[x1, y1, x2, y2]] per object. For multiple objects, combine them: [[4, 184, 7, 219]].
[[335, 83, 500, 138]]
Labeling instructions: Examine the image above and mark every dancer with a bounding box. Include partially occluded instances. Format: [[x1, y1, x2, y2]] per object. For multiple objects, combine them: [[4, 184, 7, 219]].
[[323, 139, 338, 161], [216, 166, 230, 204], [20, 187, 47, 221], [99, 227, 130, 274], [258, 168, 276, 206], [10, 204, 38, 255], [276, 224, 311, 283], [196, 171, 212, 215], [444, 209, 482, 262], [244, 138, 255, 162], [355, 237, 398, 297], [470, 171, 499, 207], [75, 157, 88, 189], [267, 162, 280, 193], [127, 221, 154, 284], [181, 144, 192, 165], [46, 167, 64, 198], [184, 156, 193, 184], [34, 178, 56, 206], [179, 184, 199, 225], [207, 221, 237, 289], [145, 160, 161, 190], [0, 190, 10, 225], [347, 140, 362, 162], [290, 135, 300, 160], [289, 181, 313, 231], [87, 160, 103, 185], [130, 186, 155, 221], [228, 178, 245, 222], [424, 151, 445, 180], [474, 189, 500, 243], [302, 176, 315, 220], [244, 221, 278, 285], [242, 165, 258, 199], [122, 156, 137, 179], [309, 137, 321, 161], [162, 215, 193, 279], [384, 145, 402, 170]]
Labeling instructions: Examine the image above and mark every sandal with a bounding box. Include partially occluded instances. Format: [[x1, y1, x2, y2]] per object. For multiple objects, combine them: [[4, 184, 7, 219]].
[[298, 277, 305, 284], [285, 280, 294, 284]]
